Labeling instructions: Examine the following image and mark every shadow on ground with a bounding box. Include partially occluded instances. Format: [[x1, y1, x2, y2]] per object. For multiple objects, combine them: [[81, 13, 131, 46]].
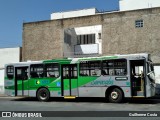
[[11, 97, 160, 104]]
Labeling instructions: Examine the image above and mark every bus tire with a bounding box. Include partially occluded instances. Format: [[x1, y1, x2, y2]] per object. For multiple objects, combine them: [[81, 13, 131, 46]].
[[108, 88, 123, 103], [37, 88, 50, 102]]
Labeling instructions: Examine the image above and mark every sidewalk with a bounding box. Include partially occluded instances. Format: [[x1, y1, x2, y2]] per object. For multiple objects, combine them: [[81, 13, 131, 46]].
[[0, 94, 7, 97]]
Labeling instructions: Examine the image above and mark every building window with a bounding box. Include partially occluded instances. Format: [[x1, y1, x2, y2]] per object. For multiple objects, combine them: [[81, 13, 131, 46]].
[[135, 20, 143, 28], [77, 34, 95, 45]]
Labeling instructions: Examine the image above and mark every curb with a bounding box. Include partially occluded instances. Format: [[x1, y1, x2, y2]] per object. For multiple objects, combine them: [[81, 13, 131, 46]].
[[0, 96, 25, 99], [0, 94, 8, 97]]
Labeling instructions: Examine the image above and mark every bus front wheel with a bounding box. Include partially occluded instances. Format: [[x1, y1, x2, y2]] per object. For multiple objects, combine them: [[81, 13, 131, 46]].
[[37, 88, 50, 102], [108, 88, 123, 103]]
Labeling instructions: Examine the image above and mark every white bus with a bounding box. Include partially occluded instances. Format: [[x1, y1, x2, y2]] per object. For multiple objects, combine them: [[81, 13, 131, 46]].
[[5, 53, 156, 103]]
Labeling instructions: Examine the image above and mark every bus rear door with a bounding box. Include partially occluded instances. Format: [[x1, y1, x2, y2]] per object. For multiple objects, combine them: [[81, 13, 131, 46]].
[[15, 67, 29, 96]]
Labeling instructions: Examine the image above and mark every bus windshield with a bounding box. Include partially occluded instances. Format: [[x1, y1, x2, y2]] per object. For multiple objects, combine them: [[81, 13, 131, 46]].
[[147, 61, 155, 83]]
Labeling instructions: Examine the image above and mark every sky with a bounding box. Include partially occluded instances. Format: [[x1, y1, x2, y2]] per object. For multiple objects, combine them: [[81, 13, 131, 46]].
[[0, 0, 119, 48]]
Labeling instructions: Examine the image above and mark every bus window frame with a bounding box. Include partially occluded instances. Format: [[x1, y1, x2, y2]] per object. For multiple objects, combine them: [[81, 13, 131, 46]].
[[6, 65, 14, 80], [30, 64, 44, 78], [101, 59, 127, 76], [45, 63, 60, 78], [79, 60, 102, 77]]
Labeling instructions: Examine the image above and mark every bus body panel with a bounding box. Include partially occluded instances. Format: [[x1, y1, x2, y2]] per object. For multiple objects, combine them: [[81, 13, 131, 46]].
[[4, 53, 156, 101], [5, 80, 15, 96]]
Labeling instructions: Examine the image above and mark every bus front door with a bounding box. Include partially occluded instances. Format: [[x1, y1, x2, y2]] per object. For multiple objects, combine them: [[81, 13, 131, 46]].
[[61, 64, 78, 97], [130, 60, 146, 97], [15, 67, 29, 96]]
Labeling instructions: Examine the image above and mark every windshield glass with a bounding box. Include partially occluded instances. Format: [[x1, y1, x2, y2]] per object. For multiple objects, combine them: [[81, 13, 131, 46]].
[[148, 61, 155, 82]]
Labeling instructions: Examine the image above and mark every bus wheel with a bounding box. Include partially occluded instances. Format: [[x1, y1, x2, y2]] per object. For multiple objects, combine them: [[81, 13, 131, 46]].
[[108, 88, 123, 103], [37, 88, 50, 102]]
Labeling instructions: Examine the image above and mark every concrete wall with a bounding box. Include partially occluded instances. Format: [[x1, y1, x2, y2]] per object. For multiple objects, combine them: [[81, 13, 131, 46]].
[[63, 25, 102, 56], [64, 28, 77, 57], [155, 65, 160, 84], [0, 69, 4, 94], [23, 21, 64, 61], [74, 25, 102, 54], [51, 8, 97, 20], [23, 7, 160, 64], [23, 15, 102, 61], [0, 47, 21, 94], [120, 0, 160, 11], [74, 44, 99, 55], [102, 8, 160, 64], [0, 47, 21, 68]]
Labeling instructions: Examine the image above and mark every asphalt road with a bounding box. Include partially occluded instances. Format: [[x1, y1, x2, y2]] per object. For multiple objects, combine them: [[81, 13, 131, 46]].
[[1, 97, 160, 111], [1, 97, 160, 120]]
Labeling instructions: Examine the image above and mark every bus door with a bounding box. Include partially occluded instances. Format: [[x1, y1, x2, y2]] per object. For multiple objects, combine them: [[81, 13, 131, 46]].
[[61, 64, 78, 97], [130, 60, 146, 97], [15, 67, 29, 96]]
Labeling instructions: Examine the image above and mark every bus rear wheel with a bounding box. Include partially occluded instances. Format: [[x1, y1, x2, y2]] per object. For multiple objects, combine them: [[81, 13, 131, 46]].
[[37, 88, 50, 102], [108, 88, 123, 103]]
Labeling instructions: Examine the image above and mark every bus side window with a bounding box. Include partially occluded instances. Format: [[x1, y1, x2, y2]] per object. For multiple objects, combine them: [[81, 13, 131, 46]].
[[30, 64, 44, 78], [102, 59, 127, 76], [101, 70, 107, 75], [16, 67, 28, 80], [6, 66, 14, 79], [45, 63, 59, 78], [30, 72, 39, 78], [79, 61, 101, 76]]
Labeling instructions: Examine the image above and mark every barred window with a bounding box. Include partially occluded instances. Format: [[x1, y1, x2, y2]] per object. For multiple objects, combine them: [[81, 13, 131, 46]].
[[135, 20, 143, 28], [77, 34, 95, 45]]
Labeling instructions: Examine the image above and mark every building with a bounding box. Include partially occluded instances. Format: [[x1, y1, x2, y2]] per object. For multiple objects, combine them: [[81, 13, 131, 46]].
[[51, 8, 98, 20], [120, 0, 160, 11], [22, 2, 160, 84], [0, 47, 21, 94]]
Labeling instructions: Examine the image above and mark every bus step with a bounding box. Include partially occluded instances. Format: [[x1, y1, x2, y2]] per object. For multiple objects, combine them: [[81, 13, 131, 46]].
[[64, 96, 76, 99], [132, 96, 145, 98], [137, 91, 144, 96]]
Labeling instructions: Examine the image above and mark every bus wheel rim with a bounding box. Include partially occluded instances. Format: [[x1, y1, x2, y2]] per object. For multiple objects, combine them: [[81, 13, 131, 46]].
[[111, 91, 119, 100], [40, 91, 47, 100]]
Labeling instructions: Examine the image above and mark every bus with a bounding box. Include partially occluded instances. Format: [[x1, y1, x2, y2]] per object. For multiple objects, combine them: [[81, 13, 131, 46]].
[[4, 53, 155, 103]]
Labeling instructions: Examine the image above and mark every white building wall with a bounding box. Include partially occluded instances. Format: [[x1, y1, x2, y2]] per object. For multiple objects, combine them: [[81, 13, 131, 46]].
[[0, 69, 4, 94], [74, 25, 102, 54], [51, 8, 97, 20], [75, 44, 99, 55], [154, 66, 160, 84], [0, 47, 21, 94], [154, 65, 160, 94], [120, 0, 160, 11]]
